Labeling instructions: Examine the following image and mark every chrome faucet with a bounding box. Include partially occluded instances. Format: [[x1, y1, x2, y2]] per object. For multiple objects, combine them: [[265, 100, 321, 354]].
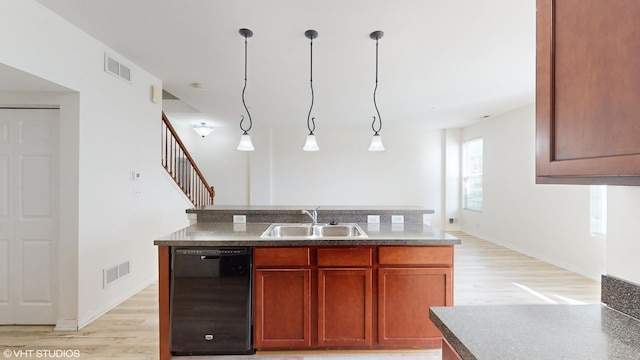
[[301, 207, 319, 224]]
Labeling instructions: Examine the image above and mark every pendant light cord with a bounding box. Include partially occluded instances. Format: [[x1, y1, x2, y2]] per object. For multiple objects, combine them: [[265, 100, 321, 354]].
[[307, 37, 316, 135], [240, 34, 253, 133], [372, 37, 382, 135]]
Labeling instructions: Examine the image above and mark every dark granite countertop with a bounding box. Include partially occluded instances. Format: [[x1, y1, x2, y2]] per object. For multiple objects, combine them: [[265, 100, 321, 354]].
[[154, 222, 460, 246], [429, 304, 640, 360]]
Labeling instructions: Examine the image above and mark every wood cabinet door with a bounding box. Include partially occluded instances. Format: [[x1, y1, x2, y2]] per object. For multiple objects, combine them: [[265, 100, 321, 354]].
[[536, 0, 640, 185], [442, 338, 463, 360], [317, 268, 373, 347], [253, 269, 311, 349], [377, 267, 452, 346]]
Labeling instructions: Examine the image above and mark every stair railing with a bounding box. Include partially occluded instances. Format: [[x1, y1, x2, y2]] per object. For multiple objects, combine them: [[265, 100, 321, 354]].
[[161, 111, 215, 207]]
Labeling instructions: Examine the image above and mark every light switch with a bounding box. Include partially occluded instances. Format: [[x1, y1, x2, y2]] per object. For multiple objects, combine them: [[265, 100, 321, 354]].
[[130, 170, 142, 181], [233, 215, 246, 224]]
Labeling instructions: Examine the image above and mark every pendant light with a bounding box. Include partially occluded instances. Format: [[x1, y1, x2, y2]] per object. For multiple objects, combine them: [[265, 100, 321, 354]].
[[368, 30, 385, 152], [193, 122, 213, 138], [237, 28, 255, 151], [303, 30, 320, 151]]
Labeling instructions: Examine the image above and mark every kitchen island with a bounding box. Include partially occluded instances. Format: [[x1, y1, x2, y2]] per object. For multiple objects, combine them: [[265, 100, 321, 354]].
[[430, 304, 640, 360], [154, 206, 460, 359], [429, 275, 640, 360]]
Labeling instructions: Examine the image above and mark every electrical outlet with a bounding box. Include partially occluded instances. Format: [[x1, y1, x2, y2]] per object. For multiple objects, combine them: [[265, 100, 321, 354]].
[[367, 215, 380, 223], [233, 215, 246, 223], [391, 215, 404, 224], [423, 213, 433, 225]]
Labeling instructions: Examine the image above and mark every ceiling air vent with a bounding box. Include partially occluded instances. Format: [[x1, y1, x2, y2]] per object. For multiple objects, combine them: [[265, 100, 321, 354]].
[[104, 53, 132, 83]]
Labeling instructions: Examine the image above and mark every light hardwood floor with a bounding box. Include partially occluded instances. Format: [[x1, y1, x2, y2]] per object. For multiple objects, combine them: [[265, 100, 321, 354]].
[[450, 231, 600, 305], [0, 232, 601, 359]]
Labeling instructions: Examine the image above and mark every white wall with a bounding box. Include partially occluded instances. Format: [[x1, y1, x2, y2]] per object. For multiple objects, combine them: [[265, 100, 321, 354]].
[[174, 120, 446, 227], [169, 122, 254, 205], [607, 187, 640, 285], [443, 128, 462, 230], [0, 1, 192, 328], [461, 104, 606, 280], [267, 127, 442, 209]]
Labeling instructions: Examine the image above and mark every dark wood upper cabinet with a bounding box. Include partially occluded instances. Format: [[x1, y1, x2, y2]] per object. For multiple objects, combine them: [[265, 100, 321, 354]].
[[536, 0, 640, 185]]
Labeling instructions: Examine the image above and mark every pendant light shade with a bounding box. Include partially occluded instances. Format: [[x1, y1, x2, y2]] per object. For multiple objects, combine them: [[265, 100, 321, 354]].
[[237, 28, 255, 151], [193, 122, 213, 138], [303, 29, 319, 151], [303, 134, 319, 151], [368, 133, 385, 151], [368, 30, 385, 152], [237, 132, 255, 151]]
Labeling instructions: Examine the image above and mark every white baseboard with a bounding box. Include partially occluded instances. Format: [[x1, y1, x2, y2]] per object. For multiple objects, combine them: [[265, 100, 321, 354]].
[[77, 275, 157, 329], [54, 319, 79, 331]]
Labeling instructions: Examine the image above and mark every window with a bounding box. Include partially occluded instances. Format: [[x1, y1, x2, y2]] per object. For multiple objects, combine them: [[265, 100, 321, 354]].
[[589, 185, 607, 237], [463, 138, 483, 211]]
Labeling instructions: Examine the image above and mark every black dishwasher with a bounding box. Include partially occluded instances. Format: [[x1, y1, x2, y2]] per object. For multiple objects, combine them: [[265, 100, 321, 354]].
[[170, 247, 253, 355]]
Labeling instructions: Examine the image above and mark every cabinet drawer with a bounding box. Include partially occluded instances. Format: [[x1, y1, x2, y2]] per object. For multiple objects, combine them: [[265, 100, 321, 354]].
[[254, 247, 310, 267], [318, 247, 372, 267], [378, 246, 452, 266]]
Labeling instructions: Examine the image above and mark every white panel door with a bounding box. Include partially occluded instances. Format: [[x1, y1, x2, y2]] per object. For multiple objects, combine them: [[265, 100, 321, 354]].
[[0, 108, 58, 325], [0, 116, 10, 323]]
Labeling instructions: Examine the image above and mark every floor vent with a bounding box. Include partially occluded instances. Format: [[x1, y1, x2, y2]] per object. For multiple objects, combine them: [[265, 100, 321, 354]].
[[104, 53, 132, 82], [103, 260, 131, 288]]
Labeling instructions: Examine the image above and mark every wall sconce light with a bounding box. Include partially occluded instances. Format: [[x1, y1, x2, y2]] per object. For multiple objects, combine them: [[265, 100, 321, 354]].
[[368, 30, 385, 152], [193, 122, 213, 138], [303, 29, 320, 152], [237, 28, 255, 151]]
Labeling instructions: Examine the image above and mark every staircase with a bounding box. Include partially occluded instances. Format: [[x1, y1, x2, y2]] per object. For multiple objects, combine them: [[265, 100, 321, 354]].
[[161, 111, 215, 207]]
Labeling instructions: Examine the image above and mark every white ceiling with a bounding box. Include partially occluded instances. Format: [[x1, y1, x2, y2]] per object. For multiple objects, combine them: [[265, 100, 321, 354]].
[[34, 0, 535, 130]]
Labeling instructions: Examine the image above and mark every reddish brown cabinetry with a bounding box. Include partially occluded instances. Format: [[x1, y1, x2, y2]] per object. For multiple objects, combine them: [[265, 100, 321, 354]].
[[253, 245, 453, 350], [254, 269, 311, 348], [441, 338, 463, 360], [317, 248, 373, 347], [536, 0, 640, 185], [377, 247, 453, 347], [253, 248, 311, 349]]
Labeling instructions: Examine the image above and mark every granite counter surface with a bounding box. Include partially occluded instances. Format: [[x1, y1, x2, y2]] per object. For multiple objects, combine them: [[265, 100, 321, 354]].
[[154, 222, 460, 246], [186, 205, 435, 224], [429, 304, 640, 360], [186, 205, 432, 211]]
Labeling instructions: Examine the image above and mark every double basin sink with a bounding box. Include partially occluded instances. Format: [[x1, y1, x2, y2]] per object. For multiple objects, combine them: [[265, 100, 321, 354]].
[[261, 223, 367, 239]]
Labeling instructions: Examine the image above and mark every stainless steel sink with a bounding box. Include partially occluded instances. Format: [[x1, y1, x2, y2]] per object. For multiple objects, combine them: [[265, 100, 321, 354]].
[[261, 223, 368, 239]]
